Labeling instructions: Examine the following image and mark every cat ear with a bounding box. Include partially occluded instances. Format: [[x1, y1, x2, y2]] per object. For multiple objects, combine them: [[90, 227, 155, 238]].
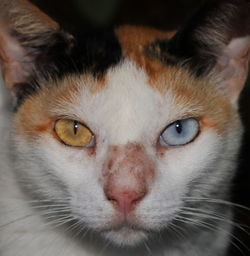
[[0, 0, 74, 103], [166, 0, 250, 104]]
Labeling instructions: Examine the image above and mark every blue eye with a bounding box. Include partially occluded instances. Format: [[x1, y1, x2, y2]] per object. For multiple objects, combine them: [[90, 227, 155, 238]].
[[160, 118, 199, 146]]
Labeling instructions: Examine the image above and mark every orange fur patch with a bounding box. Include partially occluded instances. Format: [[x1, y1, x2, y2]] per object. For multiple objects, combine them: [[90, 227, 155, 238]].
[[14, 77, 77, 139], [14, 74, 108, 140], [115, 26, 176, 89], [160, 67, 237, 134], [115, 25, 173, 60], [89, 75, 107, 94], [115, 26, 180, 92]]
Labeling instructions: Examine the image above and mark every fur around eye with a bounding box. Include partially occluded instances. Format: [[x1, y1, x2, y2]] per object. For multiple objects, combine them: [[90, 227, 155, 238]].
[[160, 118, 199, 146], [55, 119, 94, 147]]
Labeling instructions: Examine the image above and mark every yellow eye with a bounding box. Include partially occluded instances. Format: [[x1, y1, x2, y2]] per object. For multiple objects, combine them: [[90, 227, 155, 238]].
[[55, 119, 94, 147]]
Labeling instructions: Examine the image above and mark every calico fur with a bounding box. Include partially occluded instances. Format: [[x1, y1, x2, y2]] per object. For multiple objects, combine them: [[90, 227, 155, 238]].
[[0, 0, 249, 256]]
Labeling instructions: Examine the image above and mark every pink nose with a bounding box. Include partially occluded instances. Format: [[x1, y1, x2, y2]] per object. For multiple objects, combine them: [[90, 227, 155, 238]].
[[106, 190, 146, 216]]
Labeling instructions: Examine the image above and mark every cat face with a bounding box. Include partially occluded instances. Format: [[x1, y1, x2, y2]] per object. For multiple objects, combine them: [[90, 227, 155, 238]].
[[12, 59, 242, 246], [0, 0, 249, 247]]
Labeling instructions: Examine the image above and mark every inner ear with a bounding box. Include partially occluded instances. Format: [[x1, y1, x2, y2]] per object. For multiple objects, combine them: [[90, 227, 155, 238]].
[[215, 37, 250, 103], [0, 26, 35, 91]]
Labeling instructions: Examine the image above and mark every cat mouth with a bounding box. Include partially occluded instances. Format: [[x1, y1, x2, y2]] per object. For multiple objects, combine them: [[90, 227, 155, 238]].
[[105, 220, 144, 232], [98, 215, 154, 246], [101, 225, 149, 246]]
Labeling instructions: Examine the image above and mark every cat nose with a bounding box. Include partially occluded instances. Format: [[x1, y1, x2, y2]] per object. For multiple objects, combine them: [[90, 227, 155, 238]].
[[106, 190, 146, 216], [103, 143, 155, 217]]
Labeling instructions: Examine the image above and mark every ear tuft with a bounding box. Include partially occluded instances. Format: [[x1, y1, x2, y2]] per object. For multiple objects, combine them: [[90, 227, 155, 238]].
[[0, 0, 74, 104], [0, 0, 59, 48]]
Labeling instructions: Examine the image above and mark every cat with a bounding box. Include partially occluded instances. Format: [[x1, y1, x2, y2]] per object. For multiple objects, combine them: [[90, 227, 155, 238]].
[[0, 0, 249, 255]]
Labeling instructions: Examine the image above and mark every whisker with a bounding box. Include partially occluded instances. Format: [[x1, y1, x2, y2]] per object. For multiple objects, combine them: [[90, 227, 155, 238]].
[[182, 197, 250, 212], [97, 239, 112, 256], [175, 214, 249, 255], [180, 206, 250, 235], [167, 222, 187, 241], [0, 214, 34, 230], [65, 218, 90, 241], [143, 240, 153, 256], [43, 215, 76, 229]]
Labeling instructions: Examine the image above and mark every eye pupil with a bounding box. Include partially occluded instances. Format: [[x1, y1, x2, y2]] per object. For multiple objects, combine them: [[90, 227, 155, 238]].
[[73, 121, 78, 135], [175, 121, 182, 134]]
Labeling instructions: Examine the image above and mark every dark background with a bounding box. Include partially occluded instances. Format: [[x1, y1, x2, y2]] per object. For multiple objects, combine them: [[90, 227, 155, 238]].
[[30, 0, 250, 255]]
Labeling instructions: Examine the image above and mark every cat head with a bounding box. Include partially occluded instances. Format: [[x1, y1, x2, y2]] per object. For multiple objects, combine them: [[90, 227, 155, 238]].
[[0, 0, 249, 247]]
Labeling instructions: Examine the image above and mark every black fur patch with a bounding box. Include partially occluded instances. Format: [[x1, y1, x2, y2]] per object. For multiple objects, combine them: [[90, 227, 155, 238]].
[[145, 39, 179, 66], [43, 28, 123, 79], [146, 0, 250, 77], [15, 28, 122, 107]]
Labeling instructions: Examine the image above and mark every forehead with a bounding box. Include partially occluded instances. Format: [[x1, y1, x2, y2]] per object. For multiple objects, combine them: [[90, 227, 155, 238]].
[[16, 59, 232, 144], [49, 61, 174, 144], [14, 27, 234, 142]]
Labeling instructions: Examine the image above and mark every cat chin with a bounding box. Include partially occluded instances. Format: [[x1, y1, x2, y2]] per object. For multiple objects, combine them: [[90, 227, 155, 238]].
[[102, 227, 148, 246]]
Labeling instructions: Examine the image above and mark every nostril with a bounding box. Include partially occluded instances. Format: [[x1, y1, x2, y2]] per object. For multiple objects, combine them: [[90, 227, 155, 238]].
[[129, 191, 145, 205], [106, 194, 117, 204], [132, 192, 145, 204]]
